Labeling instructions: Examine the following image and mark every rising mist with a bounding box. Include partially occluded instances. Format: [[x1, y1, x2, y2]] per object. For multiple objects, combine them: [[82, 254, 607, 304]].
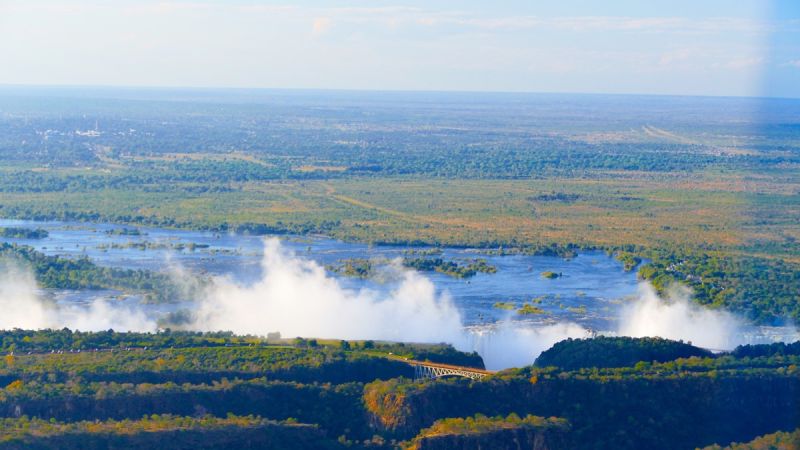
[[0, 239, 784, 369]]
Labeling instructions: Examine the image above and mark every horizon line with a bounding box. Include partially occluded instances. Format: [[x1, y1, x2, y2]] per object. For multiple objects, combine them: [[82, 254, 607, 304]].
[[0, 82, 796, 101]]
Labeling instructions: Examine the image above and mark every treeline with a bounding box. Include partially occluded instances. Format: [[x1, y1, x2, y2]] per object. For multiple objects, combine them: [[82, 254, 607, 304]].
[[0, 329, 264, 354], [2, 143, 734, 177], [631, 248, 800, 323], [730, 341, 800, 359], [402, 258, 496, 279], [0, 204, 342, 237], [328, 257, 497, 280], [0, 345, 413, 386], [0, 414, 343, 450], [534, 336, 714, 370], [407, 414, 570, 450], [0, 121, 756, 178], [702, 428, 800, 450], [0, 227, 48, 239], [327, 258, 374, 278], [0, 329, 482, 369], [0, 242, 182, 302]]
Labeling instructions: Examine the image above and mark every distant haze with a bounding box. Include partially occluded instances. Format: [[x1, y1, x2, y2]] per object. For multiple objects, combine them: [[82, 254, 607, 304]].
[[0, 0, 797, 98]]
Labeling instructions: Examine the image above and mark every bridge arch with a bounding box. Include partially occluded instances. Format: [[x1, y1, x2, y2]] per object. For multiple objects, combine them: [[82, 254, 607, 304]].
[[413, 363, 488, 380]]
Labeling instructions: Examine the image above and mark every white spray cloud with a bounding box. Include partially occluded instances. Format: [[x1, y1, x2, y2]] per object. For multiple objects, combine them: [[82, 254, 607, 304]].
[[466, 322, 590, 370], [0, 260, 157, 332], [191, 239, 464, 343], [0, 262, 49, 330], [616, 283, 745, 350], [185, 239, 591, 370], [468, 282, 752, 369], [54, 299, 157, 333], [1, 240, 793, 370]]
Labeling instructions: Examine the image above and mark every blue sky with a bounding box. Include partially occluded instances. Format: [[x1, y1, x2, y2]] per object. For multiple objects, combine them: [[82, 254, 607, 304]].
[[0, 0, 797, 97]]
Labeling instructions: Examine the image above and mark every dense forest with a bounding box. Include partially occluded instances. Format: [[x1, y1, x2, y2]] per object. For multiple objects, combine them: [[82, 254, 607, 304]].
[[629, 248, 800, 323], [0, 330, 796, 449], [534, 336, 714, 370], [363, 338, 800, 449], [6, 92, 796, 176]]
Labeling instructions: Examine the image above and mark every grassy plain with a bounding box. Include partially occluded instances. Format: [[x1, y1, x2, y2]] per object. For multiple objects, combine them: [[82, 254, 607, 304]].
[[2, 164, 797, 261]]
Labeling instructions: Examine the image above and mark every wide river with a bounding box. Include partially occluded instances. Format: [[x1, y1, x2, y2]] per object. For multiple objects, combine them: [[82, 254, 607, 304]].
[[1, 219, 796, 368]]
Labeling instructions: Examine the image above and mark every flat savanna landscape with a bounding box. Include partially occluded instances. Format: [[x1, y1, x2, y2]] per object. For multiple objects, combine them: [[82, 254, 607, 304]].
[[1, 90, 798, 321], [3, 167, 798, 259]]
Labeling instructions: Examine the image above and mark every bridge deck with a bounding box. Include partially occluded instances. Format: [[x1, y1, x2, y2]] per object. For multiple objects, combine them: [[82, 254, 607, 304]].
[[388, 355, 495, 379]]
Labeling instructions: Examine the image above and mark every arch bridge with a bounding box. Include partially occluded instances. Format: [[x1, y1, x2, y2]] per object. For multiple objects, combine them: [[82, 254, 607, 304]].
[[403, 359, 494, 380]]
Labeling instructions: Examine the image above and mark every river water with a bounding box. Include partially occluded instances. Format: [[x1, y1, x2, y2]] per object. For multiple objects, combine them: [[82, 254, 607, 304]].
[[1, 218, 796, 367]]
